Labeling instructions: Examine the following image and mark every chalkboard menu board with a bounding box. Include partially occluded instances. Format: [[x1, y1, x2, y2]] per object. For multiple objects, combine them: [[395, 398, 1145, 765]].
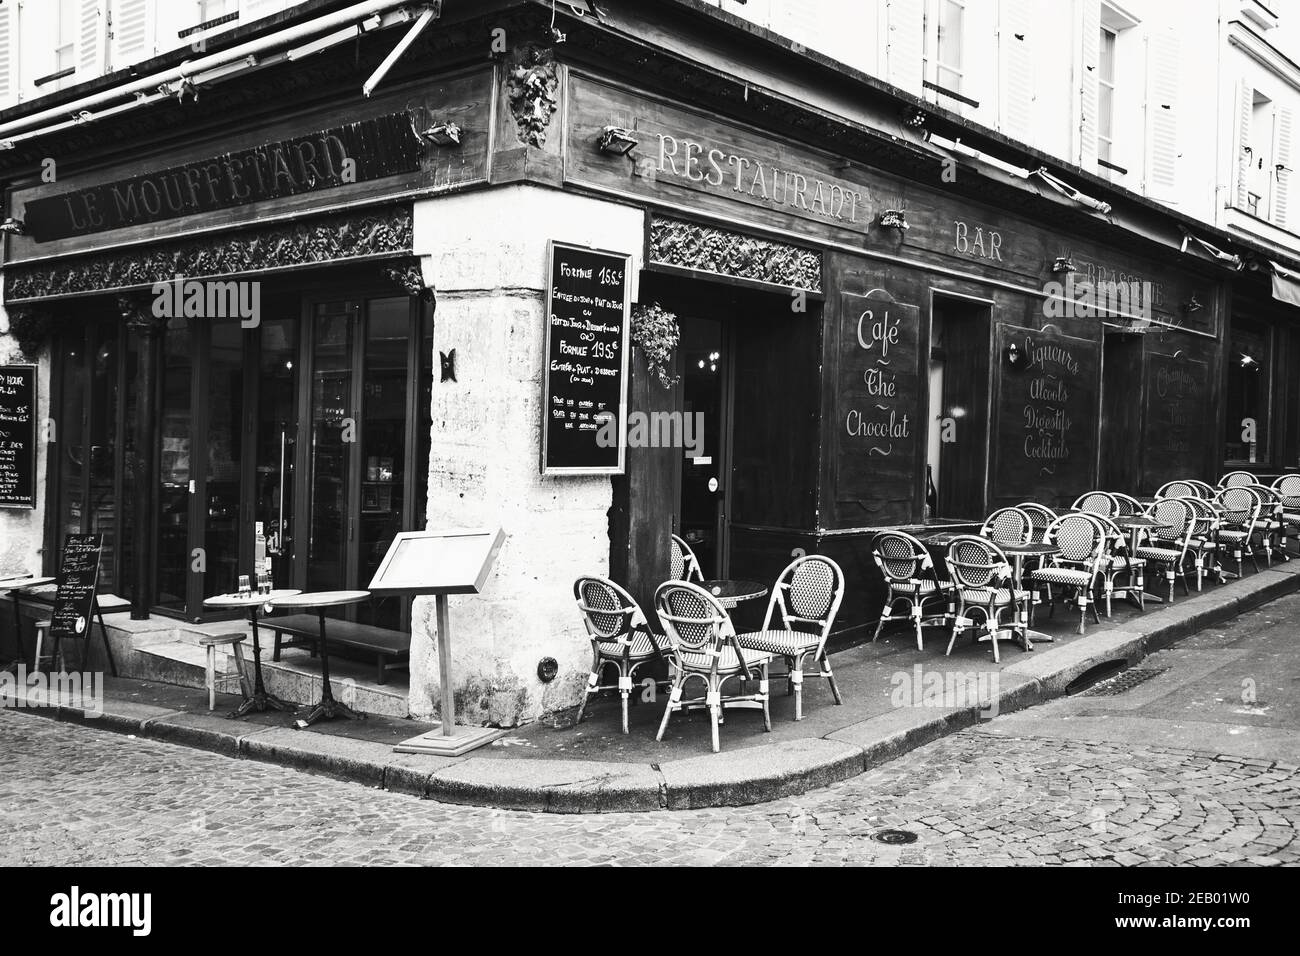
[[49, 534, 103, 640], [994, 324, 1099, 504], [541, 241, 632, 475], [0, 365, 36, 509], [836, 290, 922, 522], [1143, 353, 1207, 489]]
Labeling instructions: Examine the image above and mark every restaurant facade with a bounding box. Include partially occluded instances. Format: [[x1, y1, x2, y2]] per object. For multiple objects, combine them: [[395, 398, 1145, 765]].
[[0, 0, 1295, 727]]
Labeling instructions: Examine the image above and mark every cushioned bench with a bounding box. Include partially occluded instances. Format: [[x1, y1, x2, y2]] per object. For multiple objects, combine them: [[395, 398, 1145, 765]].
[[266, 614, 409, 685]]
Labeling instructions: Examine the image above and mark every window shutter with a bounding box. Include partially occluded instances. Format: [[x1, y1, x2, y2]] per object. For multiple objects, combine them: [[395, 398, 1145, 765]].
[[78, 0, 108, 80], [886, 0, 925, 95], [999, 0, 1035, 143], [1236, 80, 1254, 210], [110, 0, 151, 69], [1144, 27, 1179, 202], [0, 2, 13, 107], [1273, 105, 1293, 227], [1078, 0, 1100, 167], [772, 0, 822, 49]]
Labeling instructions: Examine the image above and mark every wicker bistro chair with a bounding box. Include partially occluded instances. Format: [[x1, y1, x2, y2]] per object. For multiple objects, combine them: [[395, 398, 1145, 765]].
[[870, 531, 953, 651], [1273, 475, 1300, 557], [1180, 496, 1225, 588], [670, 534, 705, 582], [1026, 513, 1107, 634], [1185, 479, 1218, 499], [981, 507, 1035, 547], [1133, 498, 1198, 600], [1156, 480, 1203, 500], [736, 555, 845, 721], [1110, 492, 1145, 517], [1017, 502, 1058, 534], [1220, 471, 1257, 490], [1249, 484, 1287, 564], [944, 536, 1031, 663], [1215, 486, 1265, 576], [573, 577, 674, 734], [654, 581, 774, 753], [1085, 512, 1147, 616], [1073, 491, 1120, 517]]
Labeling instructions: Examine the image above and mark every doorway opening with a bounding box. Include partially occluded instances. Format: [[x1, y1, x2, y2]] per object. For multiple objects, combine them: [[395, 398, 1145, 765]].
[[927, 293, 992, 520]]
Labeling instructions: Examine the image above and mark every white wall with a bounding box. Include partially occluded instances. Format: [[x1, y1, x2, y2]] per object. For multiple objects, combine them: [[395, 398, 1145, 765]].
[[409, 185, 646, 727]]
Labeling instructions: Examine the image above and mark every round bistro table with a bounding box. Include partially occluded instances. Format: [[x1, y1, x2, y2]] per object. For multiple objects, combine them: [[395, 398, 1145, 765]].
[[1, 576, 56, 670], [1001, 541, 1061, 647], [203, 589, 302, 717], [265, 590, 370, 728], [697, 579, 769, 610], [1114, 516, 1173, 605]]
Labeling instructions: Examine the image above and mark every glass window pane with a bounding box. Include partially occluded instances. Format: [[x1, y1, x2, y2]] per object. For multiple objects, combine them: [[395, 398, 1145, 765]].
[[938, 0, 963, 72], [358, 297, 410, 629], [255, 315, 298, 590], [88, 325, 120, 592], [204, 320, 244, 599], [1225, 319, 1271, 463], [157, 318, 194, 611], [56, 331, 87, 543], [308, 302, 356, 593]]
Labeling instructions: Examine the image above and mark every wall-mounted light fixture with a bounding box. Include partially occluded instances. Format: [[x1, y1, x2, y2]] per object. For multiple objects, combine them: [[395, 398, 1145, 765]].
[[1240, 353, 1258, 369], [1183, 294, 1203, 315], [900, 106, 928, 129], [1052, 256, 1076, 274], [878, 209, 909, 231], [597, 125, 638, 155], [0, 217, 25, 236], [536, 657, 559, 682], [1005, 342, 1021, 366], [420, 121, 462, 147]]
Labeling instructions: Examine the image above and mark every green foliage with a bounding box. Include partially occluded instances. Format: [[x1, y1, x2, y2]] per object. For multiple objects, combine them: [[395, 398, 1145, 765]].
[[630, 302, 680, 389]]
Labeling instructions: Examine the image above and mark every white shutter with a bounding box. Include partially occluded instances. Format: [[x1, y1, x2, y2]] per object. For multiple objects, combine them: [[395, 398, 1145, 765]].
[[1272, 105, 1293, 227], [0, 2, 13, 107], [241, 0, 289, 23], [1078, 0, 1100, 167], [78, 0, 108, 80], [109, 0, 151, 69], [772, 0, 821, 49], [999, 0, 1035, 143], [886, 0, 925, 95], [1236, 80, 1254, 210], [1144, 27, 1180, 202]]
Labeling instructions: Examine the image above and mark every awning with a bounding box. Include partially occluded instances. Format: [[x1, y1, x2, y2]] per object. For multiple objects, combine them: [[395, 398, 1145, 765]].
[[1270, 260, 1300, 307]]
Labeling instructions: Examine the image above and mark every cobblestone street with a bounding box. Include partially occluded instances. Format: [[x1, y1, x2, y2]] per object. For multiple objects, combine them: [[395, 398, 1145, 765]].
[[1, 711, 1295, 866], [4, 595, 1299, 867]]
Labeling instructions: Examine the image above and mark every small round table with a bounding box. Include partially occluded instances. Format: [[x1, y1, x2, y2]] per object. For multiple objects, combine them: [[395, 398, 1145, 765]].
[[203, 589, 301, 717], [265, 590, 370, 728], [1, 576, 55, 668], [1000, 541, 1060, 647], [697, 579, 768, 610], [1114, 517, 1172, 605]]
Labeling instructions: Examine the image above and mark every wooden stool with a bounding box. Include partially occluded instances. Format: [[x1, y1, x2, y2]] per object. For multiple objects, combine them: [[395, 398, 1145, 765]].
[[31, 619, 56, 672], [199, 634, 252, 711]]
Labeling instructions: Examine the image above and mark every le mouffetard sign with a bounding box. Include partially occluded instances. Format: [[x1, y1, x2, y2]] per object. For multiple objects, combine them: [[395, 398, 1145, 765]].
[[23, 113, 423, 242], [837, 289, 921, 522]]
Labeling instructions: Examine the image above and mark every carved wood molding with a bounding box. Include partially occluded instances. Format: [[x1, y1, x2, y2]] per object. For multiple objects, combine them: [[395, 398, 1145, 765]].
[[5, 205, 414, 302], [506, 43, 560, 148], [648, 215, 823, 292]]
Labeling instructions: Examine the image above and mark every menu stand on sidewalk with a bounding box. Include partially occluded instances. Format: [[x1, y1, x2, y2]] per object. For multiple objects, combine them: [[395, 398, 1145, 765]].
[[368, 528, 507, 757]]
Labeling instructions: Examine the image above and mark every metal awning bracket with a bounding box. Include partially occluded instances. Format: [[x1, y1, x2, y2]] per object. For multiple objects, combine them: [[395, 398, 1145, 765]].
[[362, 3, 442, 98]]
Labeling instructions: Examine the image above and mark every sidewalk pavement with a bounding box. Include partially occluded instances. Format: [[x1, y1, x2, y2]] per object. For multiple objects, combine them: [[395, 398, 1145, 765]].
[[5, 559, 1299, 813]]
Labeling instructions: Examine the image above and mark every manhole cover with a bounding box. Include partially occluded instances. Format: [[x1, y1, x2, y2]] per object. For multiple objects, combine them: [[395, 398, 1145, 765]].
[[1083, 665, 1168, 696], [870, 829, 919, 845]]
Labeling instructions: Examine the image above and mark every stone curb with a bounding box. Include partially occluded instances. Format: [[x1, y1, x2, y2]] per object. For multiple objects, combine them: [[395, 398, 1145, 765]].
[[8, 562, 1298, 812]]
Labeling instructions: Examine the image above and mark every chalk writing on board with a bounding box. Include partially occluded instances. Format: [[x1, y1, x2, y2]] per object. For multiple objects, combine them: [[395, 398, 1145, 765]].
[[0, 366, 37, 509], [845, 307, 912, 456]]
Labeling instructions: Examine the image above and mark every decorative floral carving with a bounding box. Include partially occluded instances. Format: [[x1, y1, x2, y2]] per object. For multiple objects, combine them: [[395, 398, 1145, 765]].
[[6, 206, 414, 302], [649, 216, 823, 292], [506, 44, 560, 148]]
